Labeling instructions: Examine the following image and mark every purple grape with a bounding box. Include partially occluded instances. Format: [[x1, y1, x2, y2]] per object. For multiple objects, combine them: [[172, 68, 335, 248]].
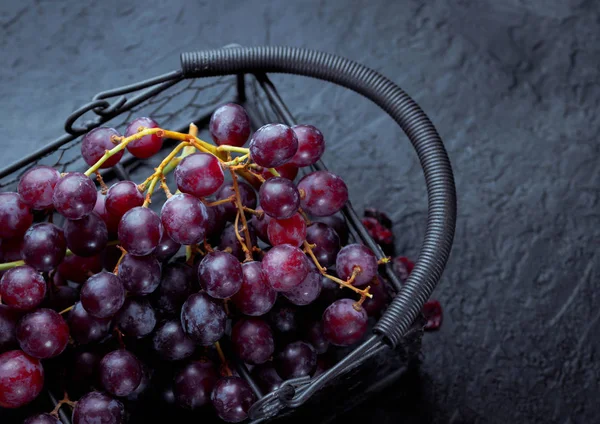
[[250, 206, 271, 243], [64, 212, 108, 257], [262, 244, 310, 292], [181, 292, 226, 345], [0, 265, 46, 310], [57, 254, 103, 284], [0, 350, 44, 408], [298, 171, 348, 217], [211, 376, 256, 423], [231, 261, 277, 316], [259, 177, 300, 220], [22, 223, 66, 272], [52, 173, 97, 219], [154, 263, 196, 315], [18, 166, 61, 210], [24, 413, 61, 424], [160, 193, 208, 245], [282, 270, 321, 306], [322, 298, 368, 346], [155, 232, 181, 262], [275, 341, 317, 379], [0, 305, 18, 352], [99, 349, 142, 397], [290, 124, 325, 167], [175, 153, 225, 198], [205, 201, 227, 239], [125, 117, 163, 159], [252, 363, 283, 394], [105, 181, 144, 219], [218, 222, 257, 261], [198, 251, 243, 299], [306, 222, 340, 268], [336, 244, 378, 287], [43, 285, 79, 313], [210, 103, 251, 147], [80, 272, 125, 318], [118, 206, 162, 256], [361, 277, 390, 317], [215, 181, 257, 222], [249, 123, 298, 168], [303, 320, 329, 355], [116, 297, 156, 338], [268, 302, 299, 336], [0, 193, 33, 239], [152, 319, 195, 361], [267, 213, 307, 247], [16, 308, 69, 359], [231, 318, 275, 365], [68, 302, 112, 344], [81, 127, 123, 168], [316, 214, 349, 244], [118, 253, 161, 295], [174, 360, 218, 410], [72, 391, 125, 424]]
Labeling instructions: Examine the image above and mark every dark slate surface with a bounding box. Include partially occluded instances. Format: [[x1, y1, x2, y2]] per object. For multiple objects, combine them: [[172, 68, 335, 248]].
[[1, 0, 598, 423]]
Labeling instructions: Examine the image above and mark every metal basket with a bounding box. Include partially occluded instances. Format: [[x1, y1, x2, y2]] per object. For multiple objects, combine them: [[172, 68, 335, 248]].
[[0, 46, 456, 423]]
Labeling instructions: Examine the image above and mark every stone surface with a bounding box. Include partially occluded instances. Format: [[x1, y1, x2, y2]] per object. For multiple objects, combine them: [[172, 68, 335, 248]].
[[1, 0, 599, 423]]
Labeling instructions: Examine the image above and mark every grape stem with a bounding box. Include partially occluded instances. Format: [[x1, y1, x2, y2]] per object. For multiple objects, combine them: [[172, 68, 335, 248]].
[[234, 211, 253, 262], [302, 241, 373, 298], [112, 246, 128, 274], [140, 141, 190, 207], [204, 196, 235, 207], [95, 171, 108, 194], [242, 207, 264, 218], [217, 145, 249, 155], [298, 208, 312, 225], [377, 257, 391, 265], [49, 391, 77, 417], [230, 168, 254, 262], [214, 341, 232, 377], [58, 305, 74, 315]]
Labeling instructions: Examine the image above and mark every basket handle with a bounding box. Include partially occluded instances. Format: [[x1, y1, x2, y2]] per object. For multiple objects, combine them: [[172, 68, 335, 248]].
[[180, 46, 457, 348]]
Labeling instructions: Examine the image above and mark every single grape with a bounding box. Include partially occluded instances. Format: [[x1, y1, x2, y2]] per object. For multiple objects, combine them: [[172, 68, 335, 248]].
[[152, 319, 196, 361], [72, 391, 125, 424], [298, 171, 348, 217], [290, 125, 325, 167], [211, 376, 256, 423], [249, 206, 271, 243], [174, 360, 218, 410], [231, 261, 277, 316], [117, 253, 161, 295], [210, 103, 251, 147], [198, 251, 243, 299], [361, 277, 390, 317], [0, 265, 46, 310], [93, 192, 120, 236], [303, 320, 329, 354], [126, 363, 151, 402], [336, 244, 378, 287], [52, 173, 97, 219], [267, 213, 307, 247], [175, 153, 225, 198], [231, 318, 275, 365], [100, 349, 143, 397], [160, 193, 208, 245], [153, 263, 196, 315], [282, 270, 321, 306], [118, 206, 162, 256], [0, 305, 18, 352], [0, 236, 23, 263], [218, 222, 257, 261], [215, 181, 257, 222], [81, 127, 123, 168], [64, 212, 108, 257], [18, 166, 61, 210], [16, 308, 69, 359], [22, 223, 66, 272], [69, 350, 101, 393], [322, 298, 368, 346], [68, 302, 112, 344], [257, 162, 299, 181], [116, 297, 156, 338], [251, 363, 283, 394], [24, 413, 62, 424], [262, 244, 309, 292], [268, 302, 299, 336], [205, 201, 227, 239], [105, 181, 144, 218], [125, 117, 163, 159], [57, 254, 103, 284], [180, 292, 226, 345], [0, 192, 33, 238], [259, 177, 300, 220], [80, 272, 125, 318], [0, 350, 44, 408], [275, 341, 317, 379], [155, 232, 181, 262], [315, 214, 349, 245], [305, 222, 340, 268], [249, 123, 298, 168], [43, 285, 78, 313]]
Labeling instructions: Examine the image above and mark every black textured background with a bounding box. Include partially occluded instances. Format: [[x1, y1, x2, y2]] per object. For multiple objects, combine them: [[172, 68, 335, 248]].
[[1, 1, 599, 423]]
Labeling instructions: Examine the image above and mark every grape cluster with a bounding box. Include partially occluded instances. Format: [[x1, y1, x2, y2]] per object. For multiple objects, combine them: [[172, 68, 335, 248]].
[[0, 104, 402, 424]]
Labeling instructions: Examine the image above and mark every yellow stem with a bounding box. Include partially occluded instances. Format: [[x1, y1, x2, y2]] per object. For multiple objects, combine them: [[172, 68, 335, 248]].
[[230, 168, 254, 261], [234, 211, 253, 262], [214, 341, 232, 377], [217, 145, 250, 154]]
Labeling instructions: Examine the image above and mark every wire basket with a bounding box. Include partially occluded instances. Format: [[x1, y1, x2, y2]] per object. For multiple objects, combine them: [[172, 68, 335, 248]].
[[0, 46, 456, 423]]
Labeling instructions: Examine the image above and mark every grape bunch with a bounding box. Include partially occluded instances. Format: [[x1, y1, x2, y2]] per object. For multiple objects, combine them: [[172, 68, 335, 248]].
[[0, 103, 402, 424]]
